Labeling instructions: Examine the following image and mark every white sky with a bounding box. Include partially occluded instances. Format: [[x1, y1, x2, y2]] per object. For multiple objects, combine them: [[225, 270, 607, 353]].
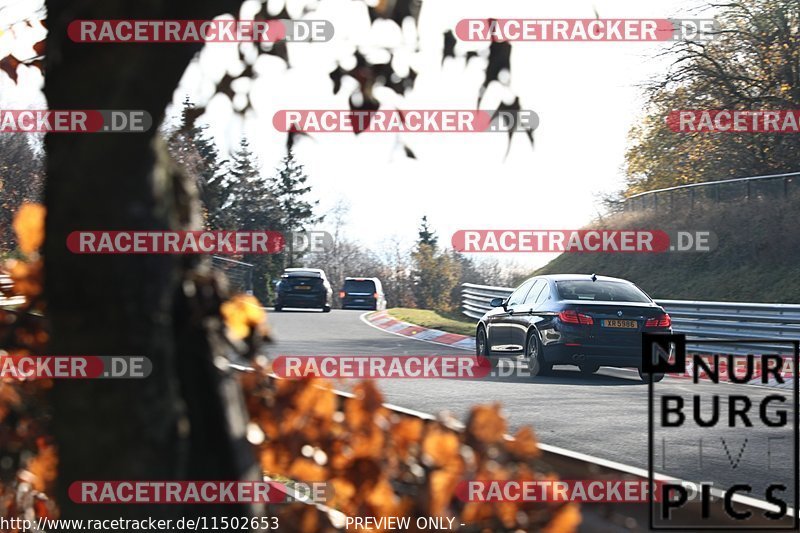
[[2, 0, 706, 269]]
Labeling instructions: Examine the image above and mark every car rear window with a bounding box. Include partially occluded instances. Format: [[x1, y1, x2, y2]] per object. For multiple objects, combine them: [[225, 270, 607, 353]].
[[555, 280, 650, 302], [344, 279, 376, 293]]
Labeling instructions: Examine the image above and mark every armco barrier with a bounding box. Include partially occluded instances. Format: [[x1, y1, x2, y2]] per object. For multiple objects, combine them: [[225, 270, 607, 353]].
[[462, 283, 800, 355], [233, 363, 796, 529]]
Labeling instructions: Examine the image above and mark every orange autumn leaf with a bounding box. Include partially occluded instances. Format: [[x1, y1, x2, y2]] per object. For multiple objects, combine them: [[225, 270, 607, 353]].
[[543, 502, 582, 533], [365, 475, 397, 515], [220, 294, 267, 339], [21, 444, 58, 493], [466, 404, 507, 444], [421, 426, 460, 467], [7, 259, 43, 298], [506, 426, 541, 458], [287, 458, 327, 482], [13, 203, 45, 254], [428, 467, 461, 516]]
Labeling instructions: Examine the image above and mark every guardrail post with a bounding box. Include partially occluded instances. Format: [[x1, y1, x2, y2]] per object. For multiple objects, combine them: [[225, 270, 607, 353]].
[[690, 188, 694, 209], [746, 179, 751, 200]]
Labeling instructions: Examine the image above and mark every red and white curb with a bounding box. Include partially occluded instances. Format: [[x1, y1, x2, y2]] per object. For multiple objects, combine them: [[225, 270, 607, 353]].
[[363, 311, 475, 351], [362, 311, 796, 390]]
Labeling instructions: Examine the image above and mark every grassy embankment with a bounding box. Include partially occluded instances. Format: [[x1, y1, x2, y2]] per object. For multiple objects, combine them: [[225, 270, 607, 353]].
[[385, 307, 475, 336], [531, 195, 800, 302]]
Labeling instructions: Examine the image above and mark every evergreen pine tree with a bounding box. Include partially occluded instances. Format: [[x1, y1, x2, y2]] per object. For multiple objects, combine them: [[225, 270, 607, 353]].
[[268, 150, 322, 266], [417, 215, 438, 248], [177, 98, 229, 229]]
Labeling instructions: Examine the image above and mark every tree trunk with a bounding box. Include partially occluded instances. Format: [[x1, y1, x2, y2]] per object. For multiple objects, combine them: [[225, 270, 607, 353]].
[[44, 0, 258, 522]]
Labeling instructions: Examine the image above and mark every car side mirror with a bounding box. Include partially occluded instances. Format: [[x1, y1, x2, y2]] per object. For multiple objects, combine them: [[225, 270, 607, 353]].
[[490, 297, 506, 309]]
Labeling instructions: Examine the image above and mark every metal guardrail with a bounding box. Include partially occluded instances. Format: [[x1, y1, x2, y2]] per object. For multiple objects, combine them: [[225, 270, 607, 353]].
[[232, 363, 795, 530], [212, 256, 254, 294], [462, 283, 800, 355], [624, 171, 800, 212]]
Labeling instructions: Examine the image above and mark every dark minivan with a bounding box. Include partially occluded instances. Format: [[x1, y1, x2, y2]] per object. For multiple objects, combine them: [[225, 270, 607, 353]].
[[274, 268, 332, 312], [340, 277, 386, 310]]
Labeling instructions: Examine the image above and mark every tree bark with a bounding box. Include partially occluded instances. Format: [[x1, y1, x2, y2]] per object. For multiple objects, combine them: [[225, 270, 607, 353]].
[[44, 0, 257, 522]]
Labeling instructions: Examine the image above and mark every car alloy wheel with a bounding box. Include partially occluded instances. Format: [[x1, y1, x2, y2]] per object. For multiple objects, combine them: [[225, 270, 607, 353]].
[[525, 332, 551, 377], [476, 327, 497, 370]]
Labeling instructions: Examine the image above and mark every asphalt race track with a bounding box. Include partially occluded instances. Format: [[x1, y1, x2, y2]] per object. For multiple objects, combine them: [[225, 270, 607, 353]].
[[267, 309, 797, 507]]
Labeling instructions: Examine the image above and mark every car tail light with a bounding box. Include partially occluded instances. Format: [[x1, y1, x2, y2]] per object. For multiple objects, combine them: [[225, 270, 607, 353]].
[[559, 310, 594, 325], [373, 292, 379, 299], [645, 314, 671, 328], [339, 291, 345, 298]]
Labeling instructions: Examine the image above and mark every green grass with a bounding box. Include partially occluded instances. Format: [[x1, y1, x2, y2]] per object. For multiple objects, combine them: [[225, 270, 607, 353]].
[[386, 307, 476, 336], [525, 196, 800, 303]]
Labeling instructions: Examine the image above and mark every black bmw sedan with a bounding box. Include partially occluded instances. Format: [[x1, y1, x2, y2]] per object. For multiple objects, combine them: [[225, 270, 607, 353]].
[[475, 274, 671, 381]]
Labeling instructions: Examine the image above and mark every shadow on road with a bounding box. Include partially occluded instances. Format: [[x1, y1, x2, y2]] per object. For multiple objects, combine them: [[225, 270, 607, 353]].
[[461, 364, 644, 386], [271, 308, 328, 313]]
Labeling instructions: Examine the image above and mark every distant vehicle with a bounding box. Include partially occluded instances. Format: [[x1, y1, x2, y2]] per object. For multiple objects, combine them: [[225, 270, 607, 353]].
[[339, 277, 386, 310], [274, 268, 332, 312], [475, 274, 671, 381]]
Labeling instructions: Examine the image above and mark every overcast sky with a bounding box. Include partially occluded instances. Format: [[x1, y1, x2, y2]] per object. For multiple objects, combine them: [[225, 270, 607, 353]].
[[1, 0, 705, 269]]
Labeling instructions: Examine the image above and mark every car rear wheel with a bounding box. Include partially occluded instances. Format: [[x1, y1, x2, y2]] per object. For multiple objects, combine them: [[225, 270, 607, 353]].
[[322, 304, 331, 313], [525, 332, 551, 377], [579, 363, 599, 374], [476, 327, 498, 370], [638, 367, 664, 382], [274, 305, 283, 312]]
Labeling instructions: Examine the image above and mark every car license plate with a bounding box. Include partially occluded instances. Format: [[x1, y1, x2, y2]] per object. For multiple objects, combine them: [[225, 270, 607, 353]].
[[603, 319, 637, 328], [295, 285, 311, 290]]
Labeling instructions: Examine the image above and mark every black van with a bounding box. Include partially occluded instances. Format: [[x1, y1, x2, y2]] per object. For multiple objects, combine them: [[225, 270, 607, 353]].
[[339, 277, 386, 310]]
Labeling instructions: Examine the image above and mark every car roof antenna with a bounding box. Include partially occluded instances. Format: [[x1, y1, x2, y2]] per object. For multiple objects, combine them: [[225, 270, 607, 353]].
[[591, 273, 597, 282]]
